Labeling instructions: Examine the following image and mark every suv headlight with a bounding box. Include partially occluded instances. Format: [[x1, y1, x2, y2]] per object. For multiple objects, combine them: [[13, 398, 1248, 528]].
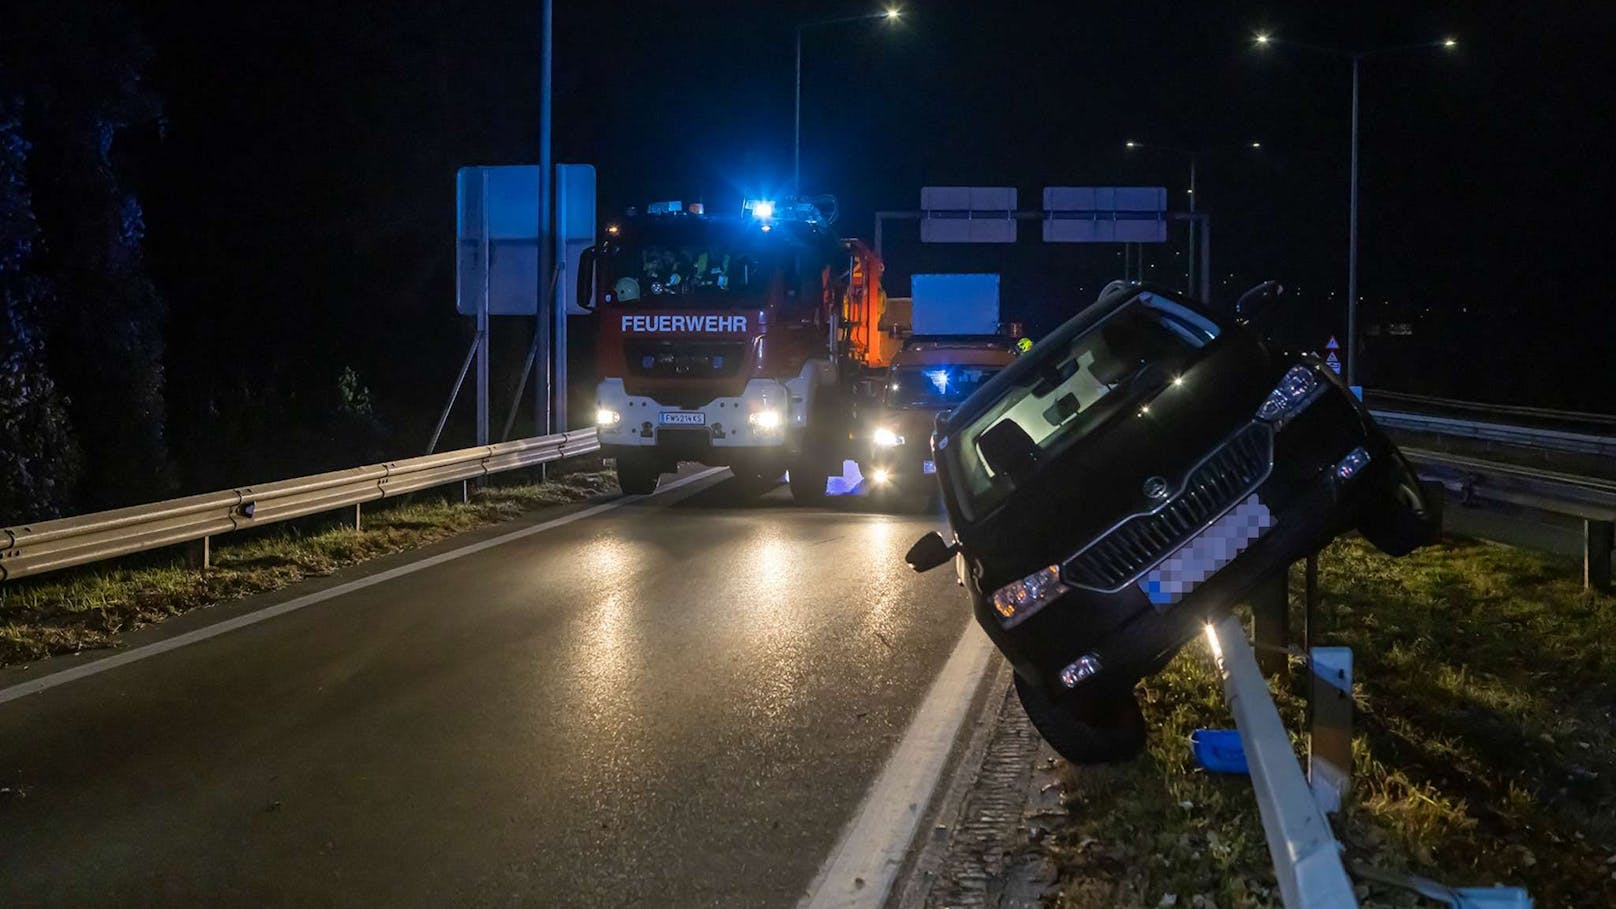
[[990, 565, 1068, 629], [872, 426, 904, 448], [1255, 365, 1325, 428]]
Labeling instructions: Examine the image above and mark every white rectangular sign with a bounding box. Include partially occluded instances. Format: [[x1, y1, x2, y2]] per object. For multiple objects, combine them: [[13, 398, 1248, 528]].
[[1042, 186, 1168, 243], [920, 186, 1017, 244]]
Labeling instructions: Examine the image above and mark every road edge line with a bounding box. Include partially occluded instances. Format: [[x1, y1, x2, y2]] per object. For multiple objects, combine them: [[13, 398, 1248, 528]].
[[0, 467, 729, 706], [798, 619, 997, 909]]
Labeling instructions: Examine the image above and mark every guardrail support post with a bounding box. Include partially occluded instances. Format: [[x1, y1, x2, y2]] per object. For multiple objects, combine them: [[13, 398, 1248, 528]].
[[188, 535, 211, 571], [1586, 519, 1613, 593], [1251, 566, 1291, 677], [460, 480, 470, 504], [1309, 647, 1353, 815], [354, 503, 363, 532]]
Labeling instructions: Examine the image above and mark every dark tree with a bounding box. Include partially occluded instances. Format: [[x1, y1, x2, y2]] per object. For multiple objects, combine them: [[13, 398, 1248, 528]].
[[4, 1, 171, 510], [0, 90, 79, 520]]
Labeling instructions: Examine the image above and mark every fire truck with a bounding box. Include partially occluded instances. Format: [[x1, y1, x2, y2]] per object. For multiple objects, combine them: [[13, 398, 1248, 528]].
[[579, 198, 895, 503]]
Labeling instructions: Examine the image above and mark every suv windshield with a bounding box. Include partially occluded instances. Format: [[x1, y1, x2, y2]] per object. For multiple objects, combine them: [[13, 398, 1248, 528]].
[[943, 291, 1221, 521], [887, 365, 1002, 409]]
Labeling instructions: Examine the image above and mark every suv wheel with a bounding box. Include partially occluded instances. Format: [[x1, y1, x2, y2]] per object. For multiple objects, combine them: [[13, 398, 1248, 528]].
[[615, 455, 661, 495], [1013, 675, 1146, 765], [1358, 454, 1440, 556]]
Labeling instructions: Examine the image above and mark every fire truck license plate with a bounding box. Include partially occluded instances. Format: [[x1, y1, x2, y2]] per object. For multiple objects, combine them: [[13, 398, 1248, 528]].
[[660, 412, 706, 426]]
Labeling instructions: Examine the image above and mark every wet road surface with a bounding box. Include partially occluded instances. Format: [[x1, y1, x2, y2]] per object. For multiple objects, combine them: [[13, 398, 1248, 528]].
[[0, 471, 974, 907]]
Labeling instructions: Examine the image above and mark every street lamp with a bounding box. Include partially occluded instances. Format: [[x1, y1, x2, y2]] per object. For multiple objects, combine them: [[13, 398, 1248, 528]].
[[794, 8, 901, 194], [1125, 141, 1264, 296], [1254, 33, 1456, 385]]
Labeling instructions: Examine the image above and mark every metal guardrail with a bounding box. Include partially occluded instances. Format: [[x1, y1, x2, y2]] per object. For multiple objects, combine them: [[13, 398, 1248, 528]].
[[1402, 446, 1615, 591], [1205, 614, 1359, 908], [1371, 410, 1616, 458], [0, 429, 600, 583], [1367, 390, 1616, 431]]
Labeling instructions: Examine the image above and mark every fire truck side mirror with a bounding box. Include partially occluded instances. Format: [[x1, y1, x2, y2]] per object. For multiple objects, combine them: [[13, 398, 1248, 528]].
[[576, 246, 598, 311]]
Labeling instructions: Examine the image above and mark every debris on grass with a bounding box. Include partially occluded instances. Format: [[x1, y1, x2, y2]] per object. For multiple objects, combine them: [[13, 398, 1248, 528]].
[[1045, 533, 1616, 908], [0, 467, 617, 667]]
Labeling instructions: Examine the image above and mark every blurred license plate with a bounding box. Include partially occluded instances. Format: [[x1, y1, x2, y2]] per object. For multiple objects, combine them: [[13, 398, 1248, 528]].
[[1138, 494, 1273, 610], [921, 459, 937, 475], [660, 412, 705, 426]]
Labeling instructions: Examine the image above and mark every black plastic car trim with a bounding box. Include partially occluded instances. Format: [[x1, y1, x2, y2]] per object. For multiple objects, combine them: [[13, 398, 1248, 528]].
[[1060, 421, 1276, 593]]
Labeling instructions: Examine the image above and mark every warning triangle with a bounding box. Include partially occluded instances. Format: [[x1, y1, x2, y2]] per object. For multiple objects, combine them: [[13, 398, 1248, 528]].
[[1325, 336, 1341, 350]]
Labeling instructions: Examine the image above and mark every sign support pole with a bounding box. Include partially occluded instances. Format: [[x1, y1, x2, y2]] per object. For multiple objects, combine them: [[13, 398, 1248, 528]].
[[477, 170, 491, 448], [534, 0, 554, 444]]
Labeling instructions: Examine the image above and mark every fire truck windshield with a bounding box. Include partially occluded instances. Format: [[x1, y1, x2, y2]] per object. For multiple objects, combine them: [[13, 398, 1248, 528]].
[[611, 220, 804, 305]]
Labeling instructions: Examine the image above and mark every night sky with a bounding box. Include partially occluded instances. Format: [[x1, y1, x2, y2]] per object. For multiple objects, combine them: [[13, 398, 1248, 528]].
[[123, 0, 1615, 456]]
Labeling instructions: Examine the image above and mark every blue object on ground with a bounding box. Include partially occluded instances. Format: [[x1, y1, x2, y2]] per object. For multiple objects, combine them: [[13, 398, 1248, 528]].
[[1190, 728, 1249, 774]]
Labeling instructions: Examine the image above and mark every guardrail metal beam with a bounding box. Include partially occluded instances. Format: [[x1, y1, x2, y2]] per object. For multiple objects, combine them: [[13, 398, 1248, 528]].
[[0, 429, 600, 583], [1206, 613, 1358, 909]]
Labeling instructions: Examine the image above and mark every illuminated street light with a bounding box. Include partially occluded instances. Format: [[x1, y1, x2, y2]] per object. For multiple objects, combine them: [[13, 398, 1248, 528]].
[[795, 9, 902, 193], [1253, 33, 1456, 386]]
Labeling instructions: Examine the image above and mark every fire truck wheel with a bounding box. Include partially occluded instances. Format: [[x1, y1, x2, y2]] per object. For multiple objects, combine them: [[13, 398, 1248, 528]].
[[615, 455, 661, 495], [788, 462, 829, 505]]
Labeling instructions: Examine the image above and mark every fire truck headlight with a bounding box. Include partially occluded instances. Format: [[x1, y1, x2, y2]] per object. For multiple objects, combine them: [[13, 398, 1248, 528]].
[[749, 409, 783, 430], [872, 426, 904, 448], [595, 408, 622, 426]]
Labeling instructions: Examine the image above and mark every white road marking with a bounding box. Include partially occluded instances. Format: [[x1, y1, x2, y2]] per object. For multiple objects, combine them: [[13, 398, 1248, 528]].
[[798, 619, 997, 909], [0, 467, 729, 705]]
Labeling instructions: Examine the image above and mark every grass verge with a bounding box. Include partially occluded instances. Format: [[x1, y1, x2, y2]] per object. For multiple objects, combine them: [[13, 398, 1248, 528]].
[[1046, 534, 1616, 908], [0, 467, 618, 668]]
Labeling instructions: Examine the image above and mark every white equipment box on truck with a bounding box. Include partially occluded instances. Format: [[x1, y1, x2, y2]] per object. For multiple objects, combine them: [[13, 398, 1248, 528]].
[[909, 273, 1000, 335]]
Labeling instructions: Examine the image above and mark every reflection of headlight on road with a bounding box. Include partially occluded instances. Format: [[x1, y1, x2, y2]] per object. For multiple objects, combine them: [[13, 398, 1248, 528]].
[[596, 408, 622, 426], [749, 410, 783, 429], [872, 427, 904, 448], [990, 564, 1068, 629]]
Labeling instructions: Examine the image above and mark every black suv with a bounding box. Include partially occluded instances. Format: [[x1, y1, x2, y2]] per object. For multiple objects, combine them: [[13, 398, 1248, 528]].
[[905, 282, 1437, 764]]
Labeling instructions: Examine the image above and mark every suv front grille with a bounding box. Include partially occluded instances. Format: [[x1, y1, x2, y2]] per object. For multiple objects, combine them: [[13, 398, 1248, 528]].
[[1062, 422, 1273, 592]]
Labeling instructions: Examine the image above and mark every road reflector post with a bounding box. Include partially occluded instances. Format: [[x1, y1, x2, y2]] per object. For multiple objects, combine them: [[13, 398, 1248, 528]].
[[1586, 519, 1613, 592], [1308, 647, 1353, 815], [1250, 566, 1291, 677]]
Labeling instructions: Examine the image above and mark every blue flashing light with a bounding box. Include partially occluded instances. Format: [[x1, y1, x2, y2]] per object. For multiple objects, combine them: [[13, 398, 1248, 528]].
[[748, 199, 776, 220], [927, 369, 950, 394]]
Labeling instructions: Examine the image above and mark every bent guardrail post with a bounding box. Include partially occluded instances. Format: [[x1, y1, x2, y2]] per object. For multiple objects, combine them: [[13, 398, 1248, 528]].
[[1207, 613, 1358, 909]]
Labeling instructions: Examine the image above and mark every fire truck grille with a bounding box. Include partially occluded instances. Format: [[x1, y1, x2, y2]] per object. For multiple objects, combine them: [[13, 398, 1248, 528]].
[[626, 341, 746, 380], [1062, 422, 1274, 592]]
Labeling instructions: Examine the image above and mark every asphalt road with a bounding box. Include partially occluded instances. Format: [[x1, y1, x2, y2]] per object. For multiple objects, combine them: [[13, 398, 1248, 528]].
[[0, 471, 975, 907]]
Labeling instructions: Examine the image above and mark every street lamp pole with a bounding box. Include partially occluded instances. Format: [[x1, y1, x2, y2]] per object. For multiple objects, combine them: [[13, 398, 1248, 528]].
[[1255, 33, 1454, 387], [794, 9, 899, 195], [1187, 152, 1198, 295], [1347, 54, 1360, 386]]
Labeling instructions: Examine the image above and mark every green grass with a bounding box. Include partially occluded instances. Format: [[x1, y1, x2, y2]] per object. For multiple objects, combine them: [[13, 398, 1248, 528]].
[[0, 467, 618, 667], [1047, 534, 1616, 908]]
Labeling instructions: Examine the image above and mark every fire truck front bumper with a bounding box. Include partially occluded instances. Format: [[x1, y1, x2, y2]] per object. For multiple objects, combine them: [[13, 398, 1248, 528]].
[[594, 378, 800, 451]]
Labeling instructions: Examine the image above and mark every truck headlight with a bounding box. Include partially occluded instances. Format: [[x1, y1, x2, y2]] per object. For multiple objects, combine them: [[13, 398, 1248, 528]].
[[596, 408, 622, 426], [872, 426, 904, 448], [1255, 365, 1324, 428], [749, 410, 783, 430], [990, 565, 1068, 629]]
